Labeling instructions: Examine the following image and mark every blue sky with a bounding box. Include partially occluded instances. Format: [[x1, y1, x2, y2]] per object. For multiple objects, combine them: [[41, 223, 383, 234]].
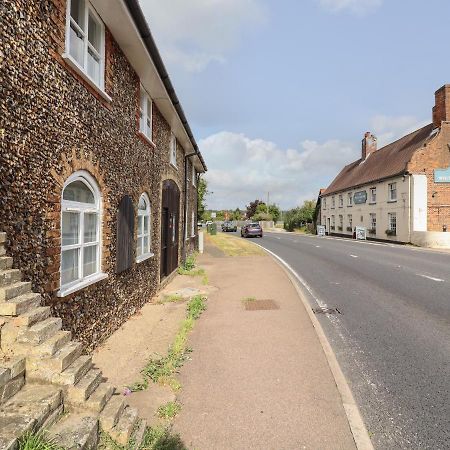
[[140, 0, 450, 210]]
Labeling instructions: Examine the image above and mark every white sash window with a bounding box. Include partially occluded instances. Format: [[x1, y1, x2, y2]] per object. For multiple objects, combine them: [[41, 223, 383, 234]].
[[137, 193, 152, 262]]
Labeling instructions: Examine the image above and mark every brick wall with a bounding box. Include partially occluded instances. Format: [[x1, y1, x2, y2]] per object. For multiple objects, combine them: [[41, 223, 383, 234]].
[[0, 0, 197, 351]]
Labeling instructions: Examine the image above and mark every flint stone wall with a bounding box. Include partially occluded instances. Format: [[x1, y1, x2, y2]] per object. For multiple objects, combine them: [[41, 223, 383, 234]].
[[0, 0, 198, 351]]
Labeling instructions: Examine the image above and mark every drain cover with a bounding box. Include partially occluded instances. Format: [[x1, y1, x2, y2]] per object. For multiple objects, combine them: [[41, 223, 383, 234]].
[[245, 299, 279, 311], [312, 307, 341, 315]]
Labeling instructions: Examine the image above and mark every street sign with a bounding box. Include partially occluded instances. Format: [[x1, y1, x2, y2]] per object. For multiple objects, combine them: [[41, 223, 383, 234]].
[[353, 191, 367, 204], [434, 166, 450, 183], [317, 225, 326, 236], [355, 226, 367, 240]]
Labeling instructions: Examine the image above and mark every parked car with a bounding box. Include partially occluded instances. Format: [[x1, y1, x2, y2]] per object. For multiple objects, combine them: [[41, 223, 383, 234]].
[[241, 222, 263, 238], [222, 221, 237, 232]]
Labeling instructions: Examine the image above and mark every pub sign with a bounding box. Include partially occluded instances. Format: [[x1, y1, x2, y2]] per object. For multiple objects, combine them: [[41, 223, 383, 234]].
[[434, 167, 450, 183], [353, 191, 367, 204]]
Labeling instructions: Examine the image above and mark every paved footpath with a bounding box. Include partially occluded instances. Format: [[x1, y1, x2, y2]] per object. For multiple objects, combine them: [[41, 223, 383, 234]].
[[173, 242, 358, 450]]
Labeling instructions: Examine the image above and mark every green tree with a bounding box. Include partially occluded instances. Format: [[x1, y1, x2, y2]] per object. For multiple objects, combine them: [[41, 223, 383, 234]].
[[246, 200, 264, 219], [230, 208, 242, 221], [268, 204, 281, 222], [283, 200, 316, 231], [197, 177, 209, 221]]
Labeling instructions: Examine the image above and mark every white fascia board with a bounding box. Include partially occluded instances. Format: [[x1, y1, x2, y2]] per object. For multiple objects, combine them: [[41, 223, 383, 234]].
[[91, 0, 194, 155]]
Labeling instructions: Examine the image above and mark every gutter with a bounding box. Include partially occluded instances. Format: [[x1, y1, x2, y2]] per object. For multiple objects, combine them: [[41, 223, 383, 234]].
[[123, 0, 207, 172]]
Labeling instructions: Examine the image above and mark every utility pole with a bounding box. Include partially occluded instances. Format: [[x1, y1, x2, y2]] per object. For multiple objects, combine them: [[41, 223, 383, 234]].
[[267, 192, 270, 213]]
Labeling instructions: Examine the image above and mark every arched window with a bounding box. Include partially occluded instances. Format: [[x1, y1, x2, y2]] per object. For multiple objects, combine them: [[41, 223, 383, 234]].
[[59, 171, 104, 295], [137, 193, 152, 261]]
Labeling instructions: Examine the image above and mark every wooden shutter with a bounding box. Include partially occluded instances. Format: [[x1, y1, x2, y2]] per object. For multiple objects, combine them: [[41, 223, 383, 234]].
[[116, 195, 135, 273]]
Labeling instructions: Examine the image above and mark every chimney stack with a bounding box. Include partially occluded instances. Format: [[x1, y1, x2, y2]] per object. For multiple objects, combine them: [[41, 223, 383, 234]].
[[433, 84, 450, 128], [362, 132, 377, 160]]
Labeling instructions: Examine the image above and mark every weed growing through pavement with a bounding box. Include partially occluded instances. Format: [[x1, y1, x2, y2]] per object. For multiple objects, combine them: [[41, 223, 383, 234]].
[[18, 432, 63, 450], [157, 401, 181, 419], [242, 296, 257, 303], [159, 294, 184, 304], [128, 295, 207, 392]]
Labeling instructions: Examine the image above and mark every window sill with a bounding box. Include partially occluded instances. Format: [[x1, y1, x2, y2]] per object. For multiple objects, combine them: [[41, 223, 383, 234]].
[[62, 53, 112, 103], [136, 252, 154, 263], [170, 162, 178, 170], [138, 132, 156, 148], [57, 272, 108, 297], [369, 202, 377, 205], [387, 200, 397, 203]]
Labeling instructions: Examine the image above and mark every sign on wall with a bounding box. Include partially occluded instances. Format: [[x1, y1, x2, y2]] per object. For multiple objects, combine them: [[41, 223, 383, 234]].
[[353, 191, 367, 204], [434, 166, 450, 183]]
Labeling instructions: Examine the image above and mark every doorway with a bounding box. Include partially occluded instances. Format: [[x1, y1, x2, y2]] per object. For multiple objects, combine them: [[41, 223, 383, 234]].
[[161, 180, 180, 278]]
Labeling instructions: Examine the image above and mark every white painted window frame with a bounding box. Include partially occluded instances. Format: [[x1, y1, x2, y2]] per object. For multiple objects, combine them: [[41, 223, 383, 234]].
[[331, 196, 335, 208], [338, 194, 343, 208], [64, 0, 106, 91], [191, 210, 196, 237], [192, 165, 196, 187], [136, 193, 153, 263], [139, 86, 153, 142], [58, 170, 106, 297], [348, 214, 352, 229], [388, 183, 397, 202], [170, 133, 177, 168], [388, 212, 397, 232], [370, 213, 376, 230], [347, 192, 353, 206], [370, 187, 377, 204]]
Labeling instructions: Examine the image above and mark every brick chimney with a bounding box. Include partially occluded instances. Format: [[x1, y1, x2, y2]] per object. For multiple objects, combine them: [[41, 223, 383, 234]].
[[362, 132, 377, 160], [433, 84, 450, 128]]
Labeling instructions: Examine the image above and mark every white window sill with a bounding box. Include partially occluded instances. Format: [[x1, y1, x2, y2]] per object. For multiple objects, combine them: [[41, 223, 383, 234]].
[[136, 252, 154, 263], [170, 162, 178, 170], [57, 272, 108, 297], [138, 132, 156, 147], [62, 53, 112, 103]]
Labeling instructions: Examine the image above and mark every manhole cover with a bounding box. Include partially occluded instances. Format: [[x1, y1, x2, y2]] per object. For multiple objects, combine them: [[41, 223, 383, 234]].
[[312, 307, 341, 315], [245, 299, 279, 311]]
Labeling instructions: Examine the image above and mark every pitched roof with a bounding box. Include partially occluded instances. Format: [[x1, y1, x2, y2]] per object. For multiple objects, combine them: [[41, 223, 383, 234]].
[[323, 124, 435, 195]]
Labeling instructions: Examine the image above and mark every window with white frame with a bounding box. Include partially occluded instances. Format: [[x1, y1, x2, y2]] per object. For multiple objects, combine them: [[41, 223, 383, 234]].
[[370, 213, 376, 231], [66, 0, 105, 88], [191, 210, 195, 237], [348, 214, 352, 230], [192, 165, 196, 187], [388, 213, 397, 233], [139, 87, 152, 141], [338, 215, 343, 230], [170, 133, 177, 167], [331, 215, 335, 227], [339, 195, 343, 208], [370, 187, 377, 203], [331, 196, 335, 208], [60, 171, 102, 293], [347, 192, 353, 206], [388, 183, 397, 201], [137, 193, 152, 261]]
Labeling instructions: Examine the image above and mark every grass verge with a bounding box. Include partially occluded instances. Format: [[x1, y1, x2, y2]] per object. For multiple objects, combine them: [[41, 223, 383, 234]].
[[206, 233, 265, 257], [129, 295, 207, 392]]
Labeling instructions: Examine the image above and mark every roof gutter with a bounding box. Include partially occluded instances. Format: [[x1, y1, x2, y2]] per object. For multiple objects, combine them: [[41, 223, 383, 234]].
[[123, 0, 207, 172]]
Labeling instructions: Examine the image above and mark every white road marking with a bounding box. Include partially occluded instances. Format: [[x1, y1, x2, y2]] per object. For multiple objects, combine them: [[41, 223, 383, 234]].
[[417, 274, 444, 282], [315, 245, 321, 248], [350, 255, 358, 258]]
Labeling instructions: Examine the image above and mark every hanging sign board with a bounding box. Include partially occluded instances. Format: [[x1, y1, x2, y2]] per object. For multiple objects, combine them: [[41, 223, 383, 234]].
[[355, 226, 367, 240], [317, 225, 326, 236], [353, 191, 367, 204], [434, 167, 450, 183]]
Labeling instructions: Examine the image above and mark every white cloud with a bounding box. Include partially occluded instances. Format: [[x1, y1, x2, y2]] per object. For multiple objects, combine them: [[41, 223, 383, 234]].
[[138, 0, 267, 72], [370, 115, 429, 147], [200, 131, 358, 210], [316, 0, 382, 15]]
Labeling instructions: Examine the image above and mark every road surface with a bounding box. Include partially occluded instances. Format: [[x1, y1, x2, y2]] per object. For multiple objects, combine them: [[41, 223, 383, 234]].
[[233, 230, 450, 449]]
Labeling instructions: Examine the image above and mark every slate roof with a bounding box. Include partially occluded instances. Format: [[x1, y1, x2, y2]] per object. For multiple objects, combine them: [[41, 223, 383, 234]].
[[322, 124, 435, 195]]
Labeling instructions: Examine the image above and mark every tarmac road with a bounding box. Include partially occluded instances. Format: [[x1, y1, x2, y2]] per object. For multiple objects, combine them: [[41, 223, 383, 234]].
[[243, 230, 450, 450]]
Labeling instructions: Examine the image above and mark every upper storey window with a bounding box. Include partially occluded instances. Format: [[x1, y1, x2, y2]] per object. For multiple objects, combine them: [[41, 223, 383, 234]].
[[66, 0, 105, 88], [140, 87, 153, 141], [170, 133, 177, 168]]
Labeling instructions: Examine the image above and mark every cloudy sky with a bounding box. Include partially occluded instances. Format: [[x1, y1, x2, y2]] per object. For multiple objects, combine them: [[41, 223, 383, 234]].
[[139, 0, 450, 210]]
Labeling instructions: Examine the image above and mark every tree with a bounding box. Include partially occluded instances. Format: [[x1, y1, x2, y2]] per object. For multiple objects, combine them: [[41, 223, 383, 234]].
[[246, 200, 264, 219], [283, 200, 316, 231], [230, 208, 242, 221], [268, 204, 281, 222], [197, 177, 209, 221]]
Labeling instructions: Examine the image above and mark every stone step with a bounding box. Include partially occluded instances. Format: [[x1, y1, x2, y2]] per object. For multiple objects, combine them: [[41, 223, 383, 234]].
[[12, 306, 51, 327], [56, 355, 92, 386], [84, 383, 114, 413], [67, 369, 102, 404], [0, 292, 41, 317], [0, 282, 31, 302], [109, 406, 139, 446], [47, 412, 99, 450], [31, 330, 72, 357], [0, 256, 13, 270], [0, 357, 25, 383], [99, 395, 126, 431], [0, 384, 62, 449], [17, 317, 62, 346], [130, 418, 147, 449], [0, 269, 21, 287]]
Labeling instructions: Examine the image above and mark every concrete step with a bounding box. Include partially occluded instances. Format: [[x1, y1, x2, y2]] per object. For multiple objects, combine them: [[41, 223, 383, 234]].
[[0, 384, 62, 449], [48, 412, 99, 450], [17, 317, 62, 346], [0, 256, 13, 270], [0, 269, 21, 287], [130, 418, 147, 449], [12, 306, 51, 327], [0, 282, 31, 302], [0, 292, 41, 316], [99, 395, 126, 431], [56, 355, 92, 386], [109, 406, 139, 446], [84, 383, 114, 413], [67, 369, 102, 404]]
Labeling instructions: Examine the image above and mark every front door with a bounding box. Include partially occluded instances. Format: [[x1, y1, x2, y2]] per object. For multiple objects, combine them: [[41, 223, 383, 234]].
[[161, 180, 180, 278]]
